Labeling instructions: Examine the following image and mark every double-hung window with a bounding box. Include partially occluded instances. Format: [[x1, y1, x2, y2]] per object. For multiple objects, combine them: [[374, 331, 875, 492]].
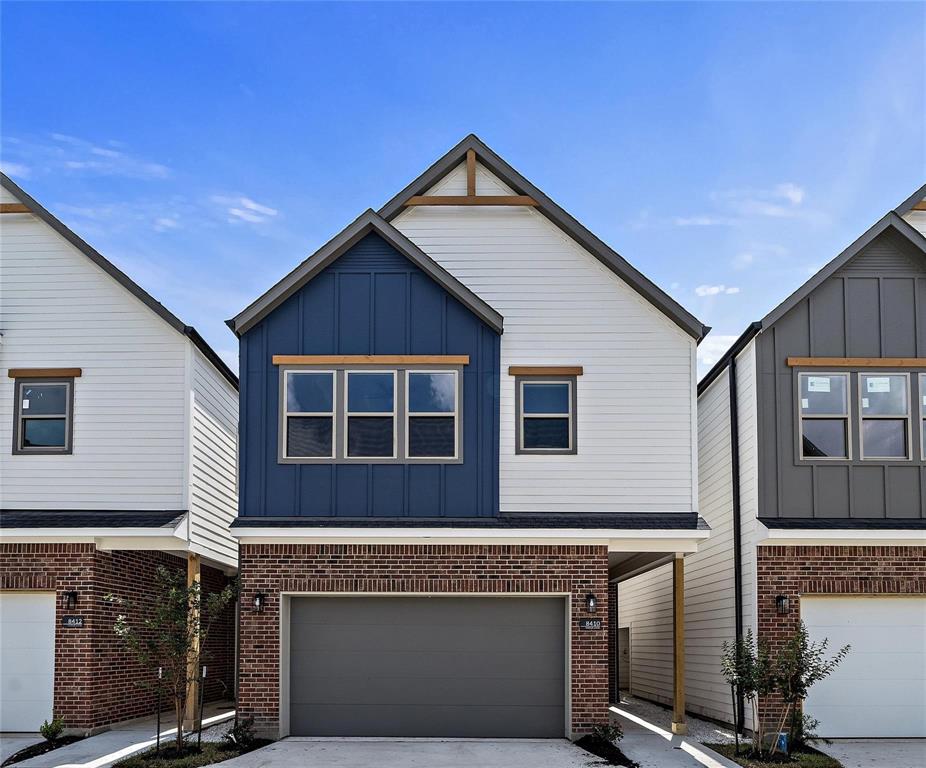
[[859, 373, 910, 459], [13, 378, 74, 454], [346, 371, 396, 458], [284, 371, 335, 458], [516, 378, 576, 454], [798, 373, 849, 459], [407, 371, 458, 458]]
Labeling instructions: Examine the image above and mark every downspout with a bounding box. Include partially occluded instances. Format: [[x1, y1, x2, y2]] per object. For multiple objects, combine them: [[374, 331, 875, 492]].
[[727, 353, 745, 732]]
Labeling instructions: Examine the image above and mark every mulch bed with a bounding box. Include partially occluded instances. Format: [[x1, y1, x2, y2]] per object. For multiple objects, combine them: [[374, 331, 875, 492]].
[[705, 743, 843, 768], [575, 734, 639, 767], [112, 739, 273, 768], [2, 736, 85, 767]]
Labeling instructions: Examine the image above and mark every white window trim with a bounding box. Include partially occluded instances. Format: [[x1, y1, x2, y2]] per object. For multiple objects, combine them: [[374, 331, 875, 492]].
[[405, 369, 459, 460], [344, 370, 397, 460], [282, 370, 336, 459], [858, 372, 911, 461], [798, 372, 851, 461], [519, 379, 574, 454]]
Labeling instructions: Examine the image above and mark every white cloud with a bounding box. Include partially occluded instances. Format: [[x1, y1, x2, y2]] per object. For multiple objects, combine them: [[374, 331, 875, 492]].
[[673, 215, 739, 227], [732, 251, 755, 269], [775, 182, 805, 205], [212, 195, 279, 224], [697, 334, 740, 373], [695, 284, 740, 297], [715, 182, 812, 220], [1, 161, 31, 179], [154, 217, 180, 232], [2, 134, 170, 180]]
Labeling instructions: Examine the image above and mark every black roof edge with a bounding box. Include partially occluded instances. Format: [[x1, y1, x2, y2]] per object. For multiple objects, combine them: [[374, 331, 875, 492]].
[[227, 207, 504, 336], [895, 182, 926, 217], [377, 134, 709, 341], [697, 321, 763, 397], [760, 517, 926, 531], [0, 173, 238, 390]]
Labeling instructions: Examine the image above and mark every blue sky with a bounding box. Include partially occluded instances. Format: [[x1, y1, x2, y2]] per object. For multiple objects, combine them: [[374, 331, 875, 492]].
[[2, 2, 924, 375]]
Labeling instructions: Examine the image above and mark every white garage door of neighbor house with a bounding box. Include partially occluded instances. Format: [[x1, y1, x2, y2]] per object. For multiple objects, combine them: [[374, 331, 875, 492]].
[[802, 596, 926, 738], [0, 593, 55, 733]]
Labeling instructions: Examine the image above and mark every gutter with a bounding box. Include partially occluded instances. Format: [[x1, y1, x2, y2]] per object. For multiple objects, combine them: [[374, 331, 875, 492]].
[[727, 349, 746, 733]]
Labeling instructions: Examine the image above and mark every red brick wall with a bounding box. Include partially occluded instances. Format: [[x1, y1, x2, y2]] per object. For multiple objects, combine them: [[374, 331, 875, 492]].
[[756, 544, 926, 727], [238, 543, 609, 737], [0, 544, 235, 732]]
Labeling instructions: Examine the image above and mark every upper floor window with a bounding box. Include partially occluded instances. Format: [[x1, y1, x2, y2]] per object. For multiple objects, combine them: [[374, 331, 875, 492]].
[[13, 378, 74, 455], [280, 366, 460, 463], [798, 373, 849, 459], [860, 373, 909, 460], [516, 377, 576, 454]]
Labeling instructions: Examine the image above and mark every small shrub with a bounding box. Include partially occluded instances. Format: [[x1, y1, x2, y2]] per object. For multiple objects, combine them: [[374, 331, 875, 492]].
[[40, 715, 65, 742], [223, 715, 257, 750], [592, 722, 623, 743]]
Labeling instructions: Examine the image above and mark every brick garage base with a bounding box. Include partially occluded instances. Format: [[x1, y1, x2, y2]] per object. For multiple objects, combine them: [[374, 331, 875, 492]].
[[756, 544, 926, 728], [238, 543, 609, 738], [0, 544, 235, 732]]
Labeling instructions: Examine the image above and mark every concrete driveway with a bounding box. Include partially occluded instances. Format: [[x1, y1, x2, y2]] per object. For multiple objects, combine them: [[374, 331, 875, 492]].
[[820, 739, 926, 768], [0, 734, 43, 764], [217, 738, 595, 767]]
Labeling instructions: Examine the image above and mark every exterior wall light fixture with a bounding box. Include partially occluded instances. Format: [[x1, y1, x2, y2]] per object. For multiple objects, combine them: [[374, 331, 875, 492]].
[[254, 592, 267, 613], [64, 590, 78, 610], [586, 593, 598, 613], [776, 595, 790, 615]]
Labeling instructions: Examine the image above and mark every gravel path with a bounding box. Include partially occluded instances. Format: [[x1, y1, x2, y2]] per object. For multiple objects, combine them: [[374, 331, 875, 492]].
[[615, 694, 738, 745]]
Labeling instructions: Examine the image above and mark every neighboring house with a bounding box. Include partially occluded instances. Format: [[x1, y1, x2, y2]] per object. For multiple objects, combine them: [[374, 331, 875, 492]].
[[617, 186, 926, 738], [226, 135, 710, 740], [0, 174, 239, 734]]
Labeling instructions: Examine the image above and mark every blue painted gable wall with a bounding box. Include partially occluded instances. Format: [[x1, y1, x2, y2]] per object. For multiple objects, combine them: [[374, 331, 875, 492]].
[[239, 233, 500, 518]]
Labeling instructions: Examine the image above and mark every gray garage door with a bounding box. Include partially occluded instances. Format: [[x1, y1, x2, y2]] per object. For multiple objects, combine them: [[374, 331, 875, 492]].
[[289, 596, 566, 737]]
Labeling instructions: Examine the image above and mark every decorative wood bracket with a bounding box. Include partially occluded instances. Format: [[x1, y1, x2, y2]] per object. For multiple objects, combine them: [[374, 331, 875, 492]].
[[403, 149, 538, 207]]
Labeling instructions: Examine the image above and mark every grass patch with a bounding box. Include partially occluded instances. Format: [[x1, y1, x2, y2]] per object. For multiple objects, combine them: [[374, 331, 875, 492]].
[[575, 734, 639, 767], [2, 736, 84, 767], [113, 739, 273, 768], [705, 743, 842, 768]]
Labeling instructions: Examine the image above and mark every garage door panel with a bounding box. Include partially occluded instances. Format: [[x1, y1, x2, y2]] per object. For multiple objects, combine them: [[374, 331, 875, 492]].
[[291, 703, 565, 739], [0, 593, 55, 732], [289, 596, 566, 737], [802, 596, 925, 738], [0, 647, 55, 675]]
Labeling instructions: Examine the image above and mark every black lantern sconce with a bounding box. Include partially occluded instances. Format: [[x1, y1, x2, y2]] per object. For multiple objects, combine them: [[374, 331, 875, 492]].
[[585, 593, 598, 613], [64, 590, 78, 611], [254, 592, 267, 613], [775, 595, 790, 615]]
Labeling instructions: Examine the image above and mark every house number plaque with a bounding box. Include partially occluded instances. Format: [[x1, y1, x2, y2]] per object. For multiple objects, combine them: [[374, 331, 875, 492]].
[[61, 615, 85, 628], [579, 619, 602, 630]]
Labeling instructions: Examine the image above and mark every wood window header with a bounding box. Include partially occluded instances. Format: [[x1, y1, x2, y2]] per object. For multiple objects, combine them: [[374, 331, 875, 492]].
[[508, 365, 584, 376], [787, 357, 926, 368], [272, 355, 469, 366], [8, 368, 82, 378], [403, 195, 538, 207]]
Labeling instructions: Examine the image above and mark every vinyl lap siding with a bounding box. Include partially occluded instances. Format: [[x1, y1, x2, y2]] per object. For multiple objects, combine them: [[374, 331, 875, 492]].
[[393, 162, 696, 514], [189, 349, 238, 565], [902, 206, 926, 238], [0, 211, 187, 509]]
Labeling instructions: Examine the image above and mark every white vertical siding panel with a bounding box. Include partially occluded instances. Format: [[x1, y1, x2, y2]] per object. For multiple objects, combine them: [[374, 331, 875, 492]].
[[0, 212, 187, 508], [188, 349, 238, 566], [902, 208, 926, 238], [394, 163, 696, 513]]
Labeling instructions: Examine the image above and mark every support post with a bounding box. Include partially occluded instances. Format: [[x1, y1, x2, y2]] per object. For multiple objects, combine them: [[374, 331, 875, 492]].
[[671, 553, 688, 735], [183, 553, 201, 731], [466, 149, 476, 196]]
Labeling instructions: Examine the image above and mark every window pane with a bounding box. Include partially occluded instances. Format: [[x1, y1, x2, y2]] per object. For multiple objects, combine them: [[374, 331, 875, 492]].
[[800, 375, 847, 415], [801, 419, 847, 458], [408, 372, 455, 413], [523, 417, 570, 449], [347, 416, 393, 456], [286, 373, 333, 413], [347, 373, 394, 413], [523, 383, 569, 414], [408, 416, 455, 457], [21, 383, 68, 416], [860, 375, 908, 416], [863, 419, 907, 458], [286, 416, 332, 457], [22, 418, 66, 448]]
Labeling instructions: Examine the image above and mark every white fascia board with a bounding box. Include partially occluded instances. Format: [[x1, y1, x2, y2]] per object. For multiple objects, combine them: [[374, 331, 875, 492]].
[[231, 526, 710, 552], [0, 514, 191, 547], [758, 521, 926, 546]]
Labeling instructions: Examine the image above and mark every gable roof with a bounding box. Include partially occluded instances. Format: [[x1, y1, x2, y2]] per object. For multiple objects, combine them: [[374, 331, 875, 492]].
[[896, 182, 926, 217], [0, 172, 238, 389], [379, 134, 709, 341], [228, 209, 504, 335]]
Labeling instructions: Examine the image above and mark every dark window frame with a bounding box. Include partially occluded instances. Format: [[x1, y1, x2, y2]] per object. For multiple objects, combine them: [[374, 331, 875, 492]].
[[12, 377, 75, 455], [514, 375, 577, 455], [858, 372, 911, 461]]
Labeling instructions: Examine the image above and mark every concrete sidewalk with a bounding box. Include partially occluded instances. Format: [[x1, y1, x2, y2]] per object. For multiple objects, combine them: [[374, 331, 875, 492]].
[[0, 735, 44, 765], [14, 703, 234, 768]]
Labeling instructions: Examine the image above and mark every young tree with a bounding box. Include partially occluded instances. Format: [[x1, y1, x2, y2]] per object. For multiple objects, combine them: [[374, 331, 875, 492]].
[[107, 565, 236, 752], [720, 629, 775, 755]]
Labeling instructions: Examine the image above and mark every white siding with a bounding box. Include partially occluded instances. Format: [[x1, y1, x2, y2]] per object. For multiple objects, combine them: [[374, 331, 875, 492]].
[[189, 348, 239, 565], [0, 210, 188, 509], [1, 186, 21, 204], [394, 162, 697, 514], [902, 200, 926, 238], [618, 367, 739, 721]]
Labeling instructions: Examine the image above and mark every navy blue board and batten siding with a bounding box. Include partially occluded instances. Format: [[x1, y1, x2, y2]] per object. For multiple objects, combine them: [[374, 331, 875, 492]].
[[239, 233, 500, 519]]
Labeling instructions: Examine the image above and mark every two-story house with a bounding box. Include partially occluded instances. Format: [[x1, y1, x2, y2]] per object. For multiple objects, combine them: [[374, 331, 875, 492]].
[[227, 135, 710, 740], [618, 186, 926, 739], [0, 174, 239, 734]]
